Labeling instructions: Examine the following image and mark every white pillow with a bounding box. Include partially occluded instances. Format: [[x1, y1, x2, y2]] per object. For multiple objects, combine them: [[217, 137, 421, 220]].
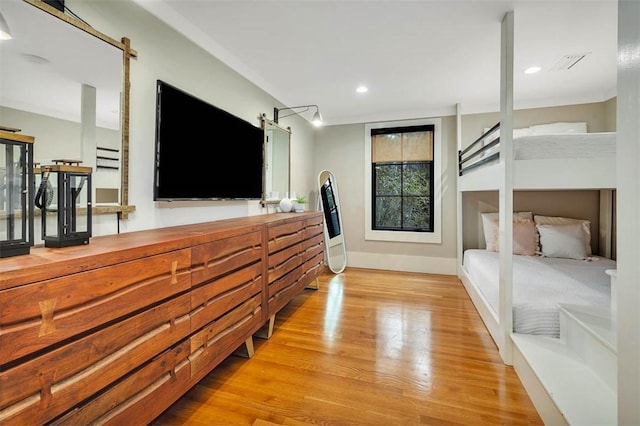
[[481, 212, 536, 254], [533, 215, 591, 255], [528, 122, 587, 135], [481, 128, 533, 158], [537, 223, 588, 260], [482, 127, 533, 139]]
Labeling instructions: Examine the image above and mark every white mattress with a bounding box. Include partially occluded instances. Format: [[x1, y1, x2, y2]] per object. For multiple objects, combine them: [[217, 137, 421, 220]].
[[463, 249, 616, 337], [514, 132, 615, 160]]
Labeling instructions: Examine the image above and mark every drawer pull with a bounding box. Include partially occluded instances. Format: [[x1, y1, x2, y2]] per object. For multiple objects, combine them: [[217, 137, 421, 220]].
[[171, 260, 178, 284], [39, 298, 57, 337]]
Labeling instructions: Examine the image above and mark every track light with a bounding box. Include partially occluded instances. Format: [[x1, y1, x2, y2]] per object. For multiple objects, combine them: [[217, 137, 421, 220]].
[[273, 105, 323, 127]]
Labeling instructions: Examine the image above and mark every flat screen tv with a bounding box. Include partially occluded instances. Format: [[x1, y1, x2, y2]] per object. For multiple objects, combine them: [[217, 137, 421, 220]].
[[154, 80, 264, 201]]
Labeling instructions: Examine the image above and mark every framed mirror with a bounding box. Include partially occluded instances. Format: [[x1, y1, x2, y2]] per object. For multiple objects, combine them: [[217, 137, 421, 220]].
[[318, 169, 347, 273], [0, 0, 136, 217], [261, 115, 290, 204]]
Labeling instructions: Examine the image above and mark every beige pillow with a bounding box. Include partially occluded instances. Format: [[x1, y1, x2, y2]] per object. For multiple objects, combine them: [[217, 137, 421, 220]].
[[481, 212, 537, 255], [512, 220, 538, 256], [534, 215, 591, 255]]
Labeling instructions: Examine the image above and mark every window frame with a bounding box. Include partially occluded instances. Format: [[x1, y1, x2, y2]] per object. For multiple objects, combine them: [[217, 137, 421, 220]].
[[364, 118, 442, 244]]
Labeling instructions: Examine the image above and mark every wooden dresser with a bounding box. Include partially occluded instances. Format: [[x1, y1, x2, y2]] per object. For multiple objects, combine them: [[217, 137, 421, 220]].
[[0, 212, 324, 425]]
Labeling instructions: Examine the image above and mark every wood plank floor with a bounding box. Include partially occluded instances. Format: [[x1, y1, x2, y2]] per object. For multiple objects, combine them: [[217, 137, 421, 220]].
[[151, 268, 543, 425]]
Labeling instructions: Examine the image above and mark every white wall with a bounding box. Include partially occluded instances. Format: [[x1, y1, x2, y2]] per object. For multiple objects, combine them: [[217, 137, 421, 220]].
[[63, 0, 317, 235]]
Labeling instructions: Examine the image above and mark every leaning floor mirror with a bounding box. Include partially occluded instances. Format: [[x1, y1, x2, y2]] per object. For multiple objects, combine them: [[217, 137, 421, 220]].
[[318, 169, 347, 273]]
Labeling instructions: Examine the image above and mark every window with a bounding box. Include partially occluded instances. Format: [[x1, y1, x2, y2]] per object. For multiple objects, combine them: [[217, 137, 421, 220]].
[[365, 118, 441, 244], [372, 125, 434, 232]]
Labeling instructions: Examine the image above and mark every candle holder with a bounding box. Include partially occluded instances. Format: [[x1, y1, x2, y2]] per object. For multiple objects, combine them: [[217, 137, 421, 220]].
[[0, 130, 35, 258], [35, 160, 92, 248]]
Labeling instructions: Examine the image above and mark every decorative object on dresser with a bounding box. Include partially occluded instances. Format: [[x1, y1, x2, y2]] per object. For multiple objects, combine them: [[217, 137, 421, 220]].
[[293, 194, 308, 212], [35, 160, 92, 248], [279, 196, 293, 212], [0, 130, 34, 258], [0, 212, 324, 425]]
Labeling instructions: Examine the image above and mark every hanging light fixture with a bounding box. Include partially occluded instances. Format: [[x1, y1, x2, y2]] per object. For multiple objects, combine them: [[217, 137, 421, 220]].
[[274, 105, 323, 127], [0, 12, 12, 40]]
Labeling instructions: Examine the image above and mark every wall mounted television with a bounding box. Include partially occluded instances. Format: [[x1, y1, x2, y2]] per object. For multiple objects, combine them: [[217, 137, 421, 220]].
[[154, 80, 264, 201]]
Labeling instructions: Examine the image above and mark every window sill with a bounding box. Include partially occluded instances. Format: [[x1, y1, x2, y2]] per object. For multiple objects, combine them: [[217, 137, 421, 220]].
[[365, 229, 441, 244]]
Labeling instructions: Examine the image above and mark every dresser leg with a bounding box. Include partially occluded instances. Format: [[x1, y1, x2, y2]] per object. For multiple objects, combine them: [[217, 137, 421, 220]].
[[306, 277, 320, 290], [233, 337, 255, 358], [254, 314, 275, 339]]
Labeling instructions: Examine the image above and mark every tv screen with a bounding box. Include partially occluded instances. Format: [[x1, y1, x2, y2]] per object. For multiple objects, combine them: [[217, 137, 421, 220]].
[[154, 80, 264, 201]]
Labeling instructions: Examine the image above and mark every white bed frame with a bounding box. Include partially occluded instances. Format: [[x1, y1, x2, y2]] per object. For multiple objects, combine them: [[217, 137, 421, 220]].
[[455, 11, 619, 425]]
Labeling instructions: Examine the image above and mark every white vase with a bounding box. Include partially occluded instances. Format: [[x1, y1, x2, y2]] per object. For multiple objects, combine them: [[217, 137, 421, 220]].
[[279, 198, 293, 213]]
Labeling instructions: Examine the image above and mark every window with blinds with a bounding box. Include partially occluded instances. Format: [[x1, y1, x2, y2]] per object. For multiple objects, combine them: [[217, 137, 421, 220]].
[[371, 124, 434, 232]]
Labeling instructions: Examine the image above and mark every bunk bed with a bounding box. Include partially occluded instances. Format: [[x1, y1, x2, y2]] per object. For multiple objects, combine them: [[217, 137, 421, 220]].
[[455, 14, 618, 423], [456, 118, 618, 425], [458, 122, 616, 191], [458, 121, 617, 338]]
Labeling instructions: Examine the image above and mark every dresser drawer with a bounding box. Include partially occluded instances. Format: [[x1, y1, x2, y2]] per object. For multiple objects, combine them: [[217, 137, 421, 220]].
[[0, 249, 192, 364]]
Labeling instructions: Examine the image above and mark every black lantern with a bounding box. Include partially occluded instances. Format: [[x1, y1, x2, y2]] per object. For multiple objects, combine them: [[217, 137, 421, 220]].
[[35, 160, 92, 248], [0, 130, 35, 258]]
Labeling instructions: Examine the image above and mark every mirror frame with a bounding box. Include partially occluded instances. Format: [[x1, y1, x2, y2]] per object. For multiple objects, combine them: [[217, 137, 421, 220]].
[[24, 0, 137, 218], [260, 114, 290, 206]]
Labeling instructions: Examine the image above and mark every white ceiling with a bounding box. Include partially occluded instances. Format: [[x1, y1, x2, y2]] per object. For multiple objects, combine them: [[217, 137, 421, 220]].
[[134, 0, 618, 126]]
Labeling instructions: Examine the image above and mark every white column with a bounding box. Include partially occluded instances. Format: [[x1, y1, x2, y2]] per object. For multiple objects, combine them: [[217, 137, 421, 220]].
[[616, 1, 640, 424], [498, 10, 515, 365], [456, 103, 464, 274], [80, 84, 97, 172]]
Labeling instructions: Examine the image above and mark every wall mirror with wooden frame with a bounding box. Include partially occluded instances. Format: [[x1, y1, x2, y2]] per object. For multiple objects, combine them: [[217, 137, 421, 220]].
[[261, 115, 290, 205], [0, 0, 136, 217]]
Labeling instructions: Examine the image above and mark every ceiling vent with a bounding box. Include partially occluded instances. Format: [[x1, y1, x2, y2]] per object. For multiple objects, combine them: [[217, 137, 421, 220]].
[[550, 53, 590, 71]]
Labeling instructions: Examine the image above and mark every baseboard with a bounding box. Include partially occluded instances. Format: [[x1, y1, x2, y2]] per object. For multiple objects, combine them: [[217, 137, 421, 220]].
[[346, 251, 456, 275]]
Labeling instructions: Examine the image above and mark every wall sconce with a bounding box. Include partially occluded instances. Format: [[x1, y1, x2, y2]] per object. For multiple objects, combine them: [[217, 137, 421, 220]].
[[0, 130, 35, 258], [273, 105, 323, 127], [35, 160, 92, 248], [0, 12, 12, 40]]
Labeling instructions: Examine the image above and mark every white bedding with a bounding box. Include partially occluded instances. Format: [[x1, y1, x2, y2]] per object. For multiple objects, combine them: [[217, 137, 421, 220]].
[[514, 132, 615, 160], [463, 249, 616, 337]]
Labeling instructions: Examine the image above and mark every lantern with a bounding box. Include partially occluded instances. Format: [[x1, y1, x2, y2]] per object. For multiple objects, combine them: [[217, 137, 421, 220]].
[[36, 160, 92, 248], [0, 130, 35, 258]]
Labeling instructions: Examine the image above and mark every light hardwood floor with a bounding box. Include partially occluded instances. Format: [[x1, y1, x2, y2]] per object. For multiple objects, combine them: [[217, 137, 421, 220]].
[[151, 267, 543, 425]]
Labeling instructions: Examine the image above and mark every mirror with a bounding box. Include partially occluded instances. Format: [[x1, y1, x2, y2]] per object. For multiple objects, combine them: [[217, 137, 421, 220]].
[[318, 169, 347, 273], [0, 0, 135, 215], [261, 116, 290, 203]]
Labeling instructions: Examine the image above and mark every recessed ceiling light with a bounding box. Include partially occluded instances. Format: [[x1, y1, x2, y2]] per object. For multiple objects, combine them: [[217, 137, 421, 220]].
[[22, 53, 50, 65], [524, 66, 541, 74], [356, 85, 368, 93]]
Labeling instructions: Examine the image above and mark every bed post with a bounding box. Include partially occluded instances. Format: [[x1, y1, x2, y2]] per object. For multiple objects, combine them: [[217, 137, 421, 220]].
[[498, 10, 515, 365], [598, 189, 614, 258]]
